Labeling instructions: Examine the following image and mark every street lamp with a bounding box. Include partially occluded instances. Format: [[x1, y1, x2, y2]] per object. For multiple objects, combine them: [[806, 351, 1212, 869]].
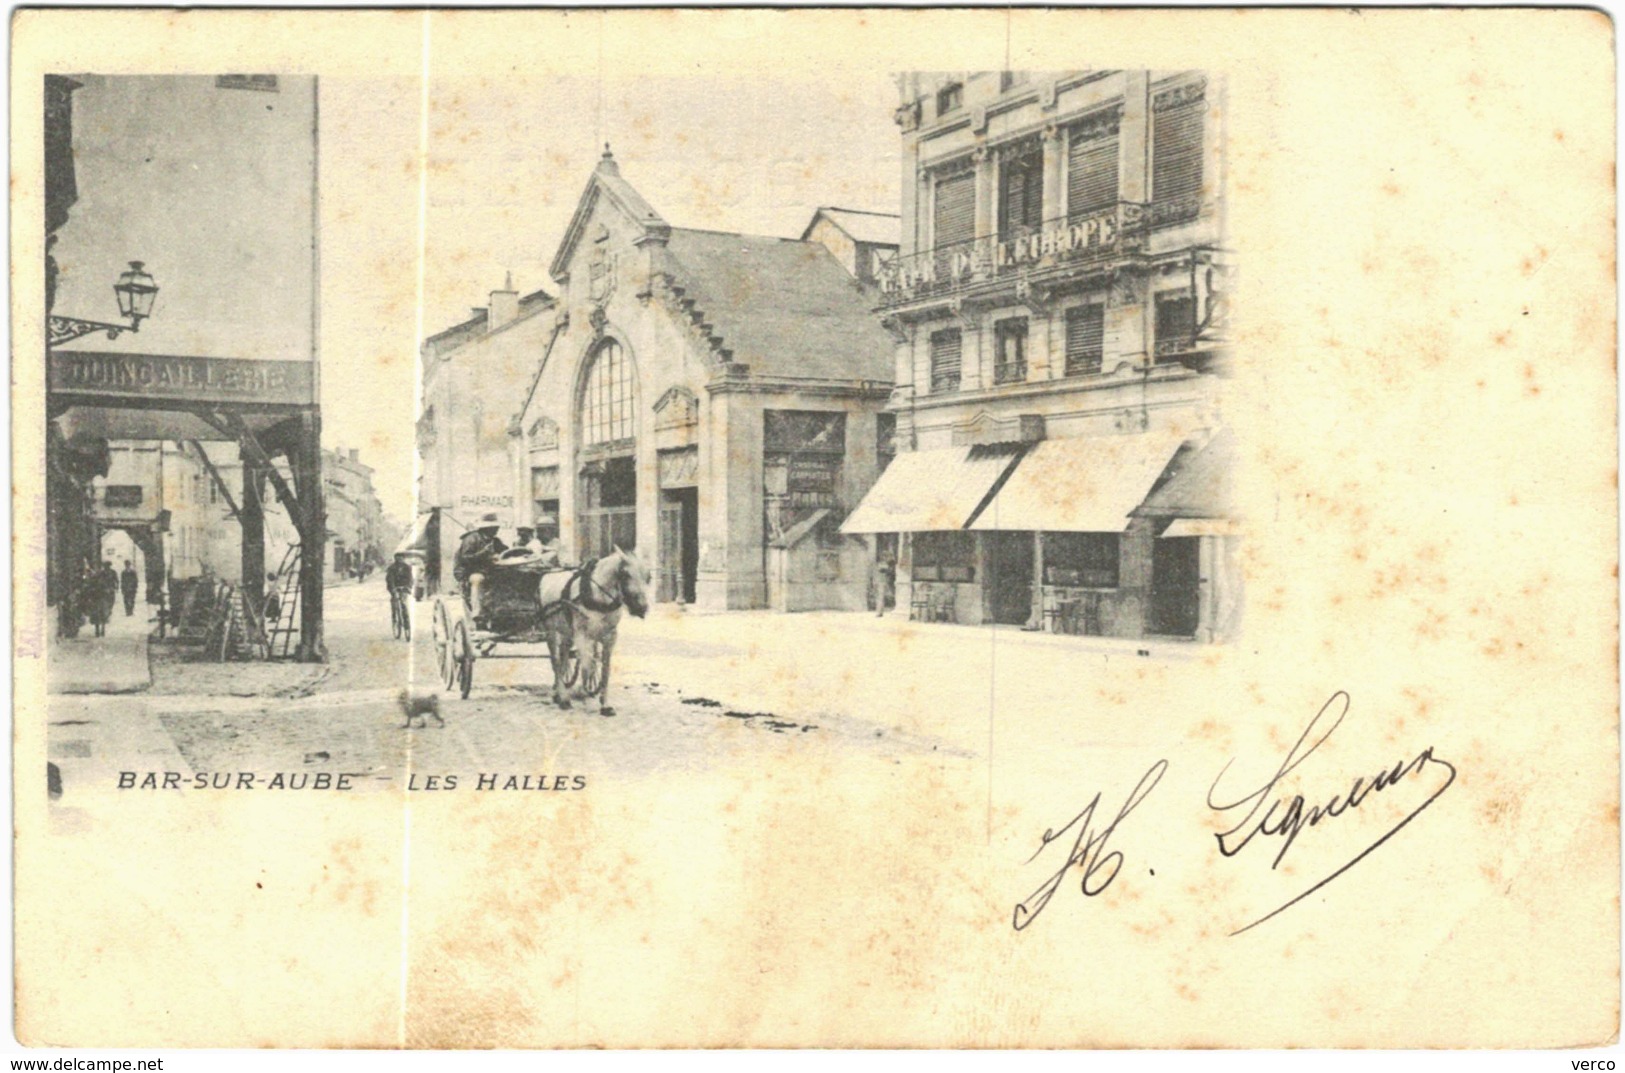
[[49, 260, 160, 347]]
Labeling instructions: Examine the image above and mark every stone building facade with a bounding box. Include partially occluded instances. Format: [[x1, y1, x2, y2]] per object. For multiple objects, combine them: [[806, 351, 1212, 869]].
[[507, 151, 898, 611], [844, 70, 1240, 642]]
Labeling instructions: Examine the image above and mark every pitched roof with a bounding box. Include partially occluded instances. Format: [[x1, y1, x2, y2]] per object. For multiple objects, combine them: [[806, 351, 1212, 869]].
[[548, 151, 670, 281], [654, 228, 895, 382], [801, 207, 901, 248]]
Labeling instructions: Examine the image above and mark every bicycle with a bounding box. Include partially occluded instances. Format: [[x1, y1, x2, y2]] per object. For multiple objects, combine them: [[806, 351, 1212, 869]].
[[390, 587, 412, 640]]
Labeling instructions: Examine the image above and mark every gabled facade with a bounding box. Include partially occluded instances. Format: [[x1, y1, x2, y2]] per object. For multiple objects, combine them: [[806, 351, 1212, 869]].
[[845, 71, 1240, 642], [512, 150, 897, 611]]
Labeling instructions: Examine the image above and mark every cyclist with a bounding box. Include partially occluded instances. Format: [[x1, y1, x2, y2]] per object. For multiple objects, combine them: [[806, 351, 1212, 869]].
[[385, 553, 414, 632]]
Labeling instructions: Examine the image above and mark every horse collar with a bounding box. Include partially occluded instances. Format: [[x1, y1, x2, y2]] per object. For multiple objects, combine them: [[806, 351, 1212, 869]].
[[573, 558, 622, 614]]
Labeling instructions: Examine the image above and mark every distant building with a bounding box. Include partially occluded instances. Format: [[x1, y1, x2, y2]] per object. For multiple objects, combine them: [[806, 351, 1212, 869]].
[[503, 149, 899, 610], [323, 447, 387, 579], [844, 71, 1239, 642]]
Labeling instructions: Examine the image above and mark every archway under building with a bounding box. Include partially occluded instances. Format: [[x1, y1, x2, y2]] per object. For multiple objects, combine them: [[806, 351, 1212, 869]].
[[47, 349, 327, 660]]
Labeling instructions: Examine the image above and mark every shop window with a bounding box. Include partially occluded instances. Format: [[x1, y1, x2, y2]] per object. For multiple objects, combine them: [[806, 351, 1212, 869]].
[[933, 170, 974, 249], [936, 82, 962, 117], [1044, 532, 1119, 588], [998, 147, 1044, 235], [1153, 92, 1205, 202], [1155, 290, 1197, 361], [930, 329, 963, 394], [1065, 304, 1105, 377], [994, 318, 1028, 385], [763, 410, 846, 542], [913, 530, 975, 583]]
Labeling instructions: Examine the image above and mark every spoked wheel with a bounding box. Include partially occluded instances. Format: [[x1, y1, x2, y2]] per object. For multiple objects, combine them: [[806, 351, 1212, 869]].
[[431, 598, 454, 690], [453, 620, 475, 698]]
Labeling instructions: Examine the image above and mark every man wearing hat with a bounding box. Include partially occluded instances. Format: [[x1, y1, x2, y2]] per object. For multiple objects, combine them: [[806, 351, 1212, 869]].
[[534, 519, 564, 568], [454, 511, 508, 622]]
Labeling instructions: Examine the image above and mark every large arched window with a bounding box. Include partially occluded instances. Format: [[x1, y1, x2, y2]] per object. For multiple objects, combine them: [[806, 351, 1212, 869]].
[[581, 339, 634, 446]]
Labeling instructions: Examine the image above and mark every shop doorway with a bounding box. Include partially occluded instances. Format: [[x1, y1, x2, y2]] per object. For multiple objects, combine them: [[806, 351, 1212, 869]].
[[580, 454, 636, 558], [658, 487, 698, 604], [1150, 536, 1200, 636], [987, 531, 1034, 625]]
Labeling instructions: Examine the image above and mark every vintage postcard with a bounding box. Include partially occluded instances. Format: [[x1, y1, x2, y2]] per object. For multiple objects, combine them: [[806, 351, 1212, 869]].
[[10, 8, 1618, 1050]]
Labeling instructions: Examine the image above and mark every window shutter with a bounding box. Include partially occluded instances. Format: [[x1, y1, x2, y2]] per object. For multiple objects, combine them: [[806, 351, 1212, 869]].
[[930, 329, 963, 394], [1065, 304, 1105, 376], [933, 172, 975, 248], [1067, 131, 1119, 216], [1152, 100, 1204, 201]]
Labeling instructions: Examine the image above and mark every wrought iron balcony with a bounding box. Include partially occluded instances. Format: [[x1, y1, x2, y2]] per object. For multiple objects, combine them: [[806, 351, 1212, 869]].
[[876, 201, 1149, 308]]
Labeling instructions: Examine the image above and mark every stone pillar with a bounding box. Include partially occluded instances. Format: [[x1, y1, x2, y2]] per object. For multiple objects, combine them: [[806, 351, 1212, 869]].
[[972, 146, 994, 241], [1119, 71, 1151, 203], [1114, 520, 1154, 639], [1030, 531, 1045, 629], [1042, 123, 1065, 221]]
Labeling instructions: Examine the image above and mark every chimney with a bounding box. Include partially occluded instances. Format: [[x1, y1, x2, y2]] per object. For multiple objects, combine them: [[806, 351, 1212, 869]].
[[488, 271, 519, 331], [349, 448, 359, 463]]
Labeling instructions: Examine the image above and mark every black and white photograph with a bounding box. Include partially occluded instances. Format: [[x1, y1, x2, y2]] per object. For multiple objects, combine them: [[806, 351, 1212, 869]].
[[11, 7, 1618, 1058]]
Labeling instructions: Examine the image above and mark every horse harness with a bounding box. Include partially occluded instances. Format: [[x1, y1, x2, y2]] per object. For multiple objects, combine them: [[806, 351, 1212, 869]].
[[541, 557, 621, 620]]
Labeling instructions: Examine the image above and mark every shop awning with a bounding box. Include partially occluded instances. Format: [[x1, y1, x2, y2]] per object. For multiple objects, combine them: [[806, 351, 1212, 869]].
[[970, 430, 1186, 532], [394, 509, 438, 557], [1162, 517, 1242, 538], [841, 445, 1023, 533]]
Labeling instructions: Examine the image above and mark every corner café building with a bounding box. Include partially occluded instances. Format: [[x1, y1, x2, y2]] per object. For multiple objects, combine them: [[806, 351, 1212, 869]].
[[511, 151, 897, 611], [45, 74, 326, 658], [841, 69, 1241, 644]]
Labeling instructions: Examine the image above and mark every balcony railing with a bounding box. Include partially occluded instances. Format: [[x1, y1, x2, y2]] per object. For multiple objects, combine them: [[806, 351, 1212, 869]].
[[877, 201, 1148, 307]]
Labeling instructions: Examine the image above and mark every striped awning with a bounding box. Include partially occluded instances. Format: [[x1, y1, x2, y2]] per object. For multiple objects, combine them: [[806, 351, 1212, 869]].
[[970, 430, 1186, 533], [841, 445, 1022, 533]]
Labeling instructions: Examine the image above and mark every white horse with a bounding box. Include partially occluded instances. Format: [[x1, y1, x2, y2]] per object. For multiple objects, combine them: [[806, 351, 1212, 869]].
[[537, 548, 651, 716]]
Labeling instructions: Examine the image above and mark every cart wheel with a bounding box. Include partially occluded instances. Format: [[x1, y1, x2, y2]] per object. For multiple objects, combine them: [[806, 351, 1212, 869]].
[[453, 620, 474, 698], [432, 599, 454, 689]]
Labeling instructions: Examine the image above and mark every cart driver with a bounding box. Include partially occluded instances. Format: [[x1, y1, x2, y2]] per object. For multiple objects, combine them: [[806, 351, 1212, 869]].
[[454, 512, 508, 622]]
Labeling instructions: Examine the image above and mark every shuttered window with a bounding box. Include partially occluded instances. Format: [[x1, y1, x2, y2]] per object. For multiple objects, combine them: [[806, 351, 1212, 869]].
[[1064, 304, 1105, 377], [998, 155, 1043, 234], [930, 329, 962, 394], [1067, 128, 1119, 216], [1152, 99, 1204, 201], [933, 171, 975, 249]]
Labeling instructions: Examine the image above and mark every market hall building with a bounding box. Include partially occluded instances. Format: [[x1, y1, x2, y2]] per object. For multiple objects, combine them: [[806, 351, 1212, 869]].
[[843, 70, 1240, 643], [498, 150, 899, 611]]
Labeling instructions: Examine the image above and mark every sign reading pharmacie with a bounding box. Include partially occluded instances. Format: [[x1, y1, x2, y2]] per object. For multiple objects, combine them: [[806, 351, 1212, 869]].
[[49, 350, 315, 407]]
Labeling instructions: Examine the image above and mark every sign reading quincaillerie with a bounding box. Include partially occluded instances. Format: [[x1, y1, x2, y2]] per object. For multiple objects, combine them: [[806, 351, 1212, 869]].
[[49, 351, 315, 407]]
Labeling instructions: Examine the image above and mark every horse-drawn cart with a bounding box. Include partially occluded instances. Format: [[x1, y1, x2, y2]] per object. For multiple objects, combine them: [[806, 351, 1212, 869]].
[[428, 554, 602, 700]]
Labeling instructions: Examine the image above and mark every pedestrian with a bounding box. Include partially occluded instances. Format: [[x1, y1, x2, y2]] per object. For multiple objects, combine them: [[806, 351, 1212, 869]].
[[120, 560, 139, 617], [874, 553, 897, 618], [89, 561, 118, 637]]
